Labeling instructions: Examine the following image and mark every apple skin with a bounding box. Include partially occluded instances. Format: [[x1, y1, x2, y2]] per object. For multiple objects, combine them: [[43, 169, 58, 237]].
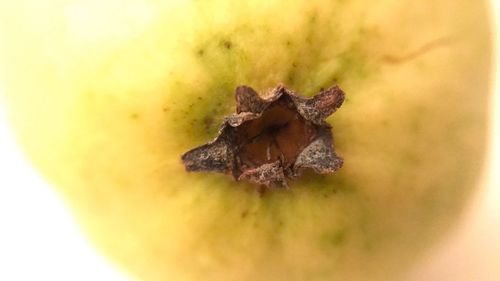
[[0, 0, 492, 281]]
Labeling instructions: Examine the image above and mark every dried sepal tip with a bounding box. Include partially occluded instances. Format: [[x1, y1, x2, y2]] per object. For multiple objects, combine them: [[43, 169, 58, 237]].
[[181, 84, 345, 189]]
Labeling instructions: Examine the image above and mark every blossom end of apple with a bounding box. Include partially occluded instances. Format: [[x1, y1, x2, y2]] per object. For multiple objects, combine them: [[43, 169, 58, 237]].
[[180, 84, 345, 190]]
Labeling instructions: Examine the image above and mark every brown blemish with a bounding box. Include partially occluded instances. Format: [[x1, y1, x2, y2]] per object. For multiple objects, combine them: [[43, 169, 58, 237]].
[[382, 37, 452, 64], [222, 40, 232, 50], [203, 116, 214, 131], [241, 210, 248, 218]]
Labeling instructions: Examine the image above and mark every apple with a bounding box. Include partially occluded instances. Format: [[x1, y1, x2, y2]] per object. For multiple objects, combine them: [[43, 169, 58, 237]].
[[0, 0, 492, 281]]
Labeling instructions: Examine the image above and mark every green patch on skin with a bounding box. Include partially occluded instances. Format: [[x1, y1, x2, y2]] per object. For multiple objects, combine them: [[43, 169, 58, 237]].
[[171, 34, 254, 141], [165, 78, 235, 144], [333, 45, 371, 85], [400, 152, 419, 166], [283, 22, 373, 97], [196, 48, 205, 57], [165, 30, 259, 146], [283, 11, 332, 94], [320, 229, 347, 247], [130, 112, 140, 120], [295, 170, 357, 195], [174, 13, 370, 114]]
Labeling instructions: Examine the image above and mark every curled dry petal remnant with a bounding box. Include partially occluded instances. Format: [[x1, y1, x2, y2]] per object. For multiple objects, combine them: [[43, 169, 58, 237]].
[[181, 84, 345, 188]]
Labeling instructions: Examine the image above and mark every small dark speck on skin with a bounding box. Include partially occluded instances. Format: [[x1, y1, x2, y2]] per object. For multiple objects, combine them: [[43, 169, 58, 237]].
[[287, 72, 296, 84], [130, 113, 140, 119], [162, 107, 169, 112], [203, 116, 214, 129], [330, 230, 346, 246], [241, 210, 248, 218], [197, 49, 205, 56], [222, 40, 232, 50]]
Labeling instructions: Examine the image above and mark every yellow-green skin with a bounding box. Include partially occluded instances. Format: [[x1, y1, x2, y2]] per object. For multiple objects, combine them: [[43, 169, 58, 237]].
[[0, 0, 492, 280]]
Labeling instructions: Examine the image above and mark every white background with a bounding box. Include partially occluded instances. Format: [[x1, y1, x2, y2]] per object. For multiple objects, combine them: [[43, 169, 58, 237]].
[[1, 2, 499, 281]]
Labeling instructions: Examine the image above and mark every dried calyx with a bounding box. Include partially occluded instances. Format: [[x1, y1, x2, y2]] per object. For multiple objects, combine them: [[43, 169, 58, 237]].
[[181, 84, 345, 188]]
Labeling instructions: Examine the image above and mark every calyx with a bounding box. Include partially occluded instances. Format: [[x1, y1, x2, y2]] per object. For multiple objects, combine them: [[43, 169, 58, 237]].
[[181, 84, 345, 188]]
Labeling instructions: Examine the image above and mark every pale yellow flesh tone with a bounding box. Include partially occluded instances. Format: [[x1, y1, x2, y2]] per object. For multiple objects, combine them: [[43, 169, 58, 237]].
[[0, 1, 492, 281]]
